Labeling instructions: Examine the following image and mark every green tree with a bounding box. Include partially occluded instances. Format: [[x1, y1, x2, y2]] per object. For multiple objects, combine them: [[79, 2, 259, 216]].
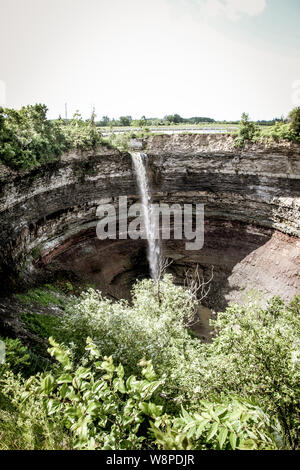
[[0, 104, 68, 169], [0, 104, 103, 170], [235, 112, 260, 147], [98, 115, 110, 126], [164, 114, 183, 124], [199, 296, 300, 448], [289, 107, 300, 136], [119, 116, 132, 126]]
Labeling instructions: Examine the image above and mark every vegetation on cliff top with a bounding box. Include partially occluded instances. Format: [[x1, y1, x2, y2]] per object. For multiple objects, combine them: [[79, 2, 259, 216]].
[[0, 276, 299, 450], [1, 104, 300, 170], [0, 104, 103, 170], [235, 108, 300, 147]]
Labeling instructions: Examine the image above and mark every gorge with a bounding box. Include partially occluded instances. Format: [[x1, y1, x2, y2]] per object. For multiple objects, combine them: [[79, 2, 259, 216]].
[[0, 133, 299, 322]]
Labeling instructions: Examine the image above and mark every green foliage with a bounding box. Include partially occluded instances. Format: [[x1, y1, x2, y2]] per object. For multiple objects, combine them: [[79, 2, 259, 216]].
[[97, 115, 110, 126], [58, 275, 201, 399], [102, 128, 152, 152], [96, 114, 215, 127], [132, 117, 147, 127], [0, 371, 72, 450], [0, 104, 68, 169], [152, 397, 282, 450], [0, 278, 298, 450], [0, 337, 30, 376], [0, 337, 283, 450], [31, 245, 41, 260], [20, 313, 61, 339], [235, 112, 261, 147], [119, 116, 132, 127], [58, 278, 300, 448], [102, 131, 131, 152], [64, 281, 74, 291], [45, 278, 77, 295], [16, 286, 65, 308], [198, 296, 300, 449], [0, 104, 103, 170], [289, 107, 300, 137], [163, 114, 215, 125], [236, 108, 300, 144], [1, 338, 163, 450], [0, 334, 56, 378], [61, 111, 102, 151], [261, 121, 299, 143]]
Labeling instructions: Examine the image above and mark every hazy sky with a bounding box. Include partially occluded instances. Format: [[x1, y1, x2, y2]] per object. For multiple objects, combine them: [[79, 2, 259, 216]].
[[0, 0, 299, 120]]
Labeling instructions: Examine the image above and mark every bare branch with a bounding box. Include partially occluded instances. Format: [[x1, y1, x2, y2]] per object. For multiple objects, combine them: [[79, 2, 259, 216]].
[[183, 265, 214, 327], [155, 256, 173, 305], [157, 256, 173, 282]]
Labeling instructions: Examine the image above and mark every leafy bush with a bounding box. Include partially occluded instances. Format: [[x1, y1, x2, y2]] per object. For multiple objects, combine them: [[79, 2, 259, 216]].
[[62, 111, 102, 151], [197, 296, 300, 449], [20, 313, 61, 339], [58, 275, 202, 404], [235, 108, 300, 145], [289, 107, 300, 136], [152, 397, 283, 450], [0, 105, 103, 170], [0, 278, 298, 450], [102, 128, 151, 152], [261, 121, 299, 143], [0, 337, 164, 450], [0, 370, 72, 450], [234, 112, 261, 147], [0, 337, 283, 450], [0, 334, 54, 378], [0, 337, 30, 376], [0, 104, 68, 169], [58, 278, 300, 448]]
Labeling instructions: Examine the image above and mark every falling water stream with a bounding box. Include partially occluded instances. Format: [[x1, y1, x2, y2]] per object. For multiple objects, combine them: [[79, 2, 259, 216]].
[[131, 152, 160, 281]]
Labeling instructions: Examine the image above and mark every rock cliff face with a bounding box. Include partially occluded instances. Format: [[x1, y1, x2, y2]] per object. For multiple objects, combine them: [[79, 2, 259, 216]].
[[0, 134, 299, 309]]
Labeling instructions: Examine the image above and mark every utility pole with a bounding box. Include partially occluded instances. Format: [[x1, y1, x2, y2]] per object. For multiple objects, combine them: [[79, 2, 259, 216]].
[[65, 102, 68, 120]]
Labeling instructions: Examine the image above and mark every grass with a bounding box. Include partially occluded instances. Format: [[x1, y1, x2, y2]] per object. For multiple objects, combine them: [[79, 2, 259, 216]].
[[98, 122, 241, 134], [20, 312, 61, 339]]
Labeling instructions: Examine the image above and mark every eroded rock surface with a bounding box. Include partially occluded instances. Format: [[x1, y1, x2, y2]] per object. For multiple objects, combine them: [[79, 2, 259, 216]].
[[0, 134, 299, 309]]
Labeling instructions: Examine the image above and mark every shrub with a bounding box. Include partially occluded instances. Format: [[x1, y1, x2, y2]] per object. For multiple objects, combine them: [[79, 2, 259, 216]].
[[2, 278, 298, 450], [289, 107, 300, 137], [58, 278, 300, 448], [261, 121, 299, 142], [0, 105, 103, 170], [197, 296, 300, 449], [0, 370, 72, 450], [152, 397, 283, 450], [58, 275, 202, 404], [0, 335, 54, 378], [20, 313, 61, 340], [0, 337, 164, 450], [62, 111, 102, 151], [0, 337, 30, 376], [235, 112, 260, 147], [0, 337, 283, 450], [0, 104, 68, 169]]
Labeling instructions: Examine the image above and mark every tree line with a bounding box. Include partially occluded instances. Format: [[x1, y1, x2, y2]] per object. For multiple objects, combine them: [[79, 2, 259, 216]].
[[95, 114, 286, 127]]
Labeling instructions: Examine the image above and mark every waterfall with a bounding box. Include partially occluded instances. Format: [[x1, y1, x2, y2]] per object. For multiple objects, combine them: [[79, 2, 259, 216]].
[[131, 152, 160, 281]]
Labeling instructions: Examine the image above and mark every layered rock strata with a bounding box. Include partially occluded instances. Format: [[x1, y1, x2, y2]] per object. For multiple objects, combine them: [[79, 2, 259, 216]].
[[0, 134, 299, 308]]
